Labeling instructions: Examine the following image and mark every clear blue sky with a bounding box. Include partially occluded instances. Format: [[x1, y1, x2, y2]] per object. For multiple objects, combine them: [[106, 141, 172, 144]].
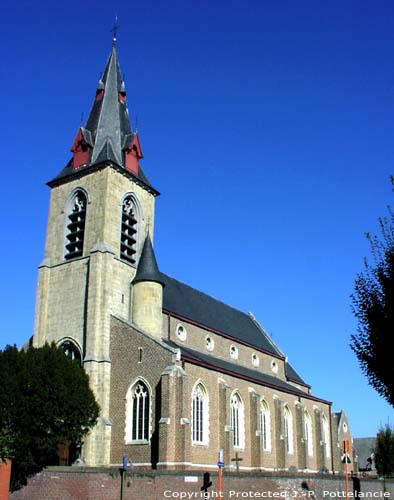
[[1, 0, 393, 438]]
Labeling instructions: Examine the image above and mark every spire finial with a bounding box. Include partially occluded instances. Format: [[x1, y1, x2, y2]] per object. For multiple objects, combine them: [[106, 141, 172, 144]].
[[111, 15, 120, 46]]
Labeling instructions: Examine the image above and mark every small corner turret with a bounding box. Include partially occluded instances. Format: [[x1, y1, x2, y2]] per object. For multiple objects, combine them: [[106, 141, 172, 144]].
[[132, 235, 164, 338]]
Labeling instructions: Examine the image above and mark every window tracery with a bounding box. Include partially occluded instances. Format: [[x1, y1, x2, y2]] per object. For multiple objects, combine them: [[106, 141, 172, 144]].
[[120, 196, 138, 265], [126, 380, 150, 442], [65, 191, 87, 260]]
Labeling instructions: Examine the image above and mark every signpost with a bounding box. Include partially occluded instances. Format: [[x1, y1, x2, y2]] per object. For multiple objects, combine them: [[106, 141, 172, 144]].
[[217, 449, 224, 497], [342, 440, 351, 500]]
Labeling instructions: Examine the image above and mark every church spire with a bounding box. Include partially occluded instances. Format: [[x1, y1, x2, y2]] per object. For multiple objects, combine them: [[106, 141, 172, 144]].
[[84, 45, 133, 168], [59, 41, 155, 192]]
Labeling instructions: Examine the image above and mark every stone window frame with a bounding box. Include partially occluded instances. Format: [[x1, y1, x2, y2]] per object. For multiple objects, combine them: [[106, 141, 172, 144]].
[[57, 337, 83, 366], [205, 335, 214, 352], [229, 344, 238, 360], [252, 353, 260, 367], [271, 359, 278, 374], [230, 391, 245, 449], [260, 399, 271, 452], [176, 324, 187, 342], [125, 377, 152, 444], [304, 410, 314, 457], [191, 381, 209, 446], [284, 405, 294, 455], [63, 188, 89, 261], [119, 192, 143, 266]]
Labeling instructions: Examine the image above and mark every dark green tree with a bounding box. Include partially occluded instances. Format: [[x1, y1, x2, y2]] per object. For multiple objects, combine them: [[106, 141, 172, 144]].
[[350, 188, 394, 407], [375, 424, 394, 477], [0, 343, 99, 490]]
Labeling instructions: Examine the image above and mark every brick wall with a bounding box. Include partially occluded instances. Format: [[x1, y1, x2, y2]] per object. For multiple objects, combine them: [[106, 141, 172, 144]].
[[10, 468, 394, 500]]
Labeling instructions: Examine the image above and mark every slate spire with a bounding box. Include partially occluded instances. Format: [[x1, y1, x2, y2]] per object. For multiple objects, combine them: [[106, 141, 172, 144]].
[[60, 43, 155, 192], [85, 45, 132, 166], [133, 235, 164, 286]]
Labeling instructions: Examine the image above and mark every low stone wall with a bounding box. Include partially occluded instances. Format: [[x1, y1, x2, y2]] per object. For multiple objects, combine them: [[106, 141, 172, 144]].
[[10, 468, 394, 500]]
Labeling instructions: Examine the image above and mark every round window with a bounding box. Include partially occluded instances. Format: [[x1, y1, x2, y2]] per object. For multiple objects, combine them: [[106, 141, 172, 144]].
[[271, 360, 278, 373], [176, 324, 187, 341], [230, 345, 238, 360], [252, 353, 259, 367], [205, 336, 214, 351]]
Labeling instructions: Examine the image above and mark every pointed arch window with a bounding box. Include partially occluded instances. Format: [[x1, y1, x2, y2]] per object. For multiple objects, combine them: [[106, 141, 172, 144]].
[[260, 400, 271, 451], [304, 411, 313, 457], [230, 392, 244, 449], [192, 383, 208, 444], [321, 414, 331, 458], [284, 405, 294, 454], [125, 380, 150, 442], [65, 190, 87, 260], [59, 339, 82, 366], [120, 195, 138, 265]]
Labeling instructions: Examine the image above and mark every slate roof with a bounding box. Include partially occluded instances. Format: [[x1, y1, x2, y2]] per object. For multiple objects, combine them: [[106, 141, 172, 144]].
[[164, 340, 325, 402], [48, 46, 157, 194], [48, 159, 157, 194], [160, 272, 308, 387], [134, 236, 165, 286]]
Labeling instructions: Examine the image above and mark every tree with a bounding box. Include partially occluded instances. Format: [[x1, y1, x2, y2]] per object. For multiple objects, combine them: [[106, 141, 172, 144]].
[[375, 424, 394, 477], [350, 189, 394, 407], [0, 343, 99, 490]]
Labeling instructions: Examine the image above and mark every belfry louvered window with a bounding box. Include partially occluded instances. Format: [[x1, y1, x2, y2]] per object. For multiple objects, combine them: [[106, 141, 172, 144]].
[[65, 191, 87, 260], [120, 196, 138, 264]]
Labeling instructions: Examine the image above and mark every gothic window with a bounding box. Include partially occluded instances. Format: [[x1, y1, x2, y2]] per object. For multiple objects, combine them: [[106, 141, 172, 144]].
[[304, 411, 313, 457], [230, 392, 244, 448], [284, 405, 294, 454], [120, 195, 138, 265], [260, 400, 271, 451], [322, 414, 331, 458], [192, 383, 208, 444], [59, 339, 82, 366], [126, 380, 150, 442], [65, 190, 87, 260]]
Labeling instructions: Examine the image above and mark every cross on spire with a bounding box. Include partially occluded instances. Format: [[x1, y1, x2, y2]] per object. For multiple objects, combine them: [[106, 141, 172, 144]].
[[111, 16, 120, 46]]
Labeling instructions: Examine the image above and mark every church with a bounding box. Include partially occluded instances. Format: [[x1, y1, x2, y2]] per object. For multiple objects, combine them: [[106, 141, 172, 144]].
[[32, 39, 353, 473]]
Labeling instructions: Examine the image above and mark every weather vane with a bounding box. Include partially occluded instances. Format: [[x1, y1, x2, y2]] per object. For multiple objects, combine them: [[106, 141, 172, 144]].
[[111, 16, 120, 46]]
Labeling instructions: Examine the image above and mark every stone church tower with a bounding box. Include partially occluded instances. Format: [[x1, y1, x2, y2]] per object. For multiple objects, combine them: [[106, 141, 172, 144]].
[[33, 42, 160, 465], [33, 39, 351, 472]]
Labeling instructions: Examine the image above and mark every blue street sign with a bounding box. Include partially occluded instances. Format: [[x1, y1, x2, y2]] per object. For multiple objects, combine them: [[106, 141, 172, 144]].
[[217, 461, 225, 468], [122, 454, 128, 470]]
